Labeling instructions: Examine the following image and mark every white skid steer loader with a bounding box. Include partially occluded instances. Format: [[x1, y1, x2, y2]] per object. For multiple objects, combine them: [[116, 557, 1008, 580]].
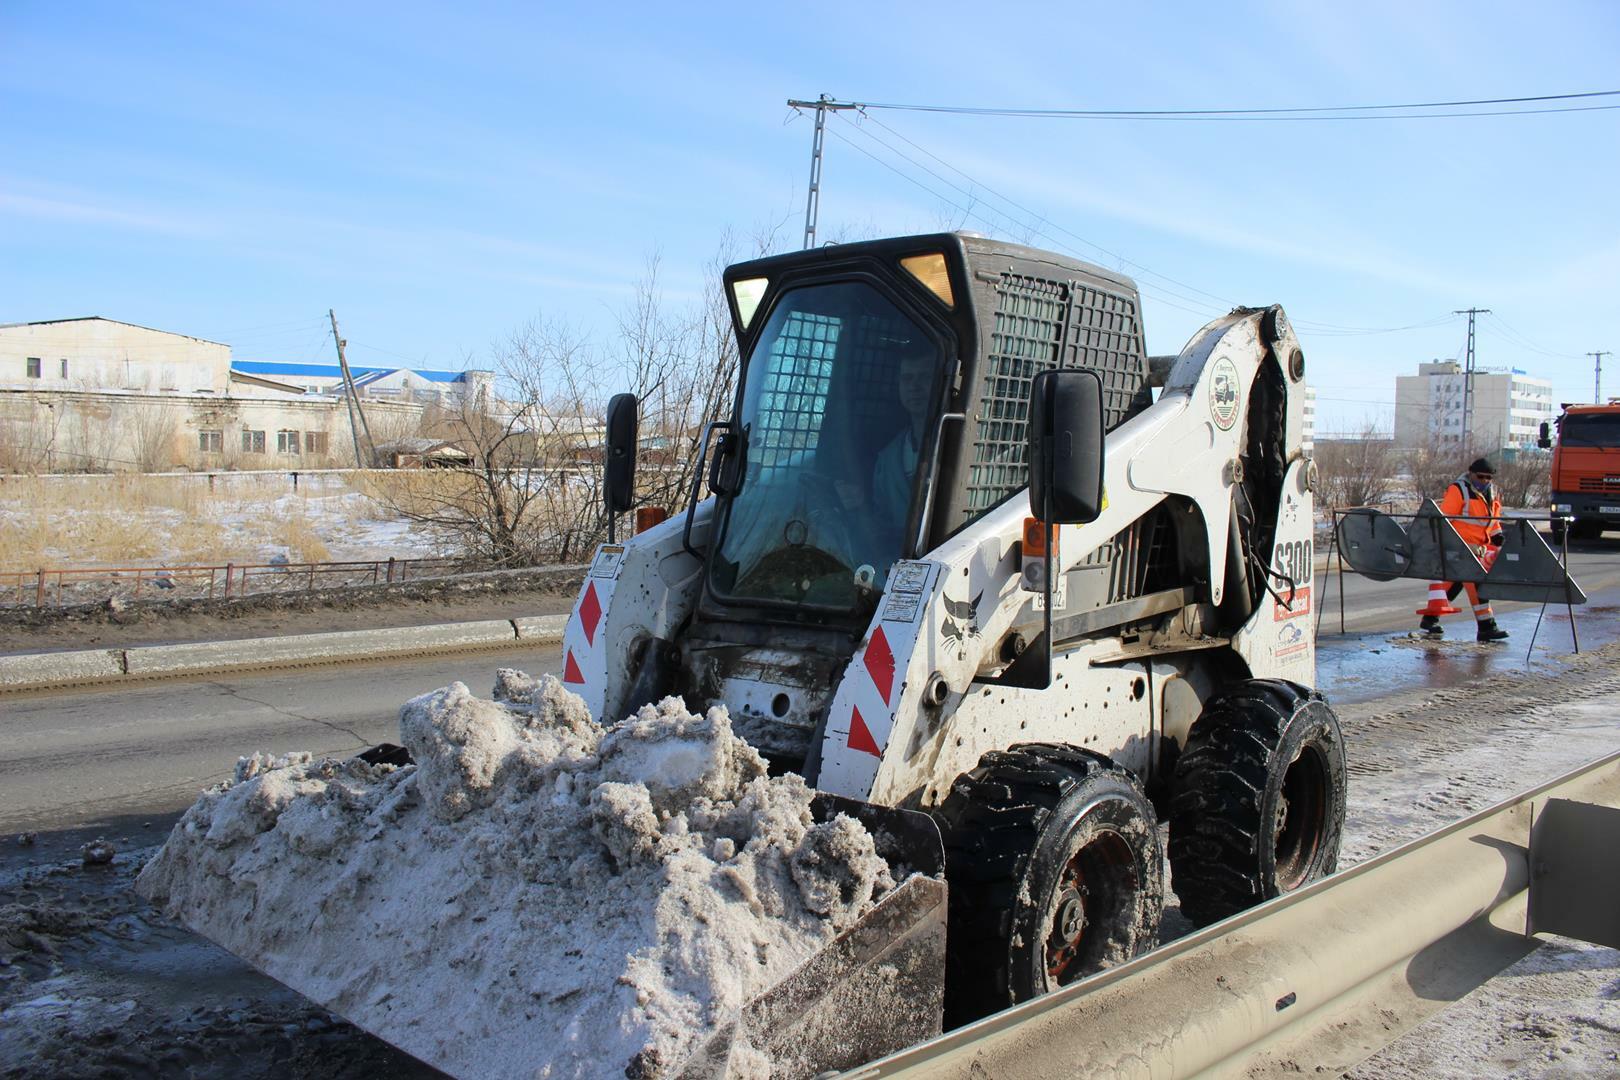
[[145, 233, 1345, 1080], [560, 232, 1348, 1055]]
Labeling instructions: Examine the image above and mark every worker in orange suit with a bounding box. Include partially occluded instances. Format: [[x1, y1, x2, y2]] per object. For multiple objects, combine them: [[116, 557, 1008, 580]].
[[1418, 457, 1508, 642]]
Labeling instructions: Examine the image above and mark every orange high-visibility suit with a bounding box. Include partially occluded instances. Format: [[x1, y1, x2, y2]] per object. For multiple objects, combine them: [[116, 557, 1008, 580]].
[[1437, 475, 1503, 621]]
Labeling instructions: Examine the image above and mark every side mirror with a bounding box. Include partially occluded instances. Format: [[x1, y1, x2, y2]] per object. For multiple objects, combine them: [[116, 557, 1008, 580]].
[[604, 393, 638, 525], [1538, 421, 1552, 450], [1028, 369, 1105, 523]]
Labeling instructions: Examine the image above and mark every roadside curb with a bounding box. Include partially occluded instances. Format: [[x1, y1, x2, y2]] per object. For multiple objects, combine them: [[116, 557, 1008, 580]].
[[0, 614, 569, 694]]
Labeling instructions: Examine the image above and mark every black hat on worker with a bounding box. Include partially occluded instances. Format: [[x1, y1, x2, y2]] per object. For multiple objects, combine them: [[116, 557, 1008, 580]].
[[1469, 457, 1495, 475]]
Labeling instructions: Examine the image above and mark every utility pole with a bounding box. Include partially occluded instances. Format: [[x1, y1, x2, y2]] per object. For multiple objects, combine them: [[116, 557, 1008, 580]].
[[1453, 308, 1490, 450], [1590, 351, 1611, 403], [330, 309, 377, 467], [787, 95, 860, 249]]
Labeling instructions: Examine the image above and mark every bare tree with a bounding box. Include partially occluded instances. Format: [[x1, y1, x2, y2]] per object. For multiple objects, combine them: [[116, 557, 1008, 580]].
[[1313, 423, 1398, 510], [1403, 434, 1480, 508], [127, 400, 180, 472], [367, 404, 430, 451], [1495, 450, 1550, 509], [368, 320, 603, 565], [68, 400, 118, 472], [0, 396, 60, 474], [371, 228, 785, 567]]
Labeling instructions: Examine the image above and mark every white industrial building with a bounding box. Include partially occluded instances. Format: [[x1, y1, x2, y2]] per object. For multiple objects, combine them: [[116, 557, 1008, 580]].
[[0, 317, 231, 395], [1393, 361, 1554, 453], [0, 317, 492, 473]]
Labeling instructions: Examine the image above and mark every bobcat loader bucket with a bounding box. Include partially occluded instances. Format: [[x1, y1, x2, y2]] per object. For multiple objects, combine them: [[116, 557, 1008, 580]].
[[674, 795, 949, 1079], [199, 746, 947, 1080]]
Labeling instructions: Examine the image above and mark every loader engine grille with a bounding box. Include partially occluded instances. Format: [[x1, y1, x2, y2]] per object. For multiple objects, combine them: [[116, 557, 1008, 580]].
[[963, 273, 1148, 520]]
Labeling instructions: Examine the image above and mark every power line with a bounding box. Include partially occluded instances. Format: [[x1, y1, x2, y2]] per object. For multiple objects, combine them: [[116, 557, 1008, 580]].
[[822, 112, 1486, 339], [846, 89, 1620, 121], [1479, 311, 1586, 360], [848, 111, 1237, 311], [822, 121, 1222, 320], [1292, 315, 1461, 337], [347, 339, 443, 367]]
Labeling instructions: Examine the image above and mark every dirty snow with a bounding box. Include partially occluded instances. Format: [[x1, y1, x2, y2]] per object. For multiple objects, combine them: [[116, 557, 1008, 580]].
[[1347, 935, 1620, 1080], [135, 674, 898, 1080]]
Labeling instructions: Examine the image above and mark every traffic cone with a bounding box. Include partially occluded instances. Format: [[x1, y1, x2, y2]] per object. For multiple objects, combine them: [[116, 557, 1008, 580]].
[[1416, 582, 1462, 618]]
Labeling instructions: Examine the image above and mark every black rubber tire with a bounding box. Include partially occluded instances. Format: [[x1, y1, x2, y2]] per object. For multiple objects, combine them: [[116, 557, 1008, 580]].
[[1168, 679, 1347, 927], [935, 744, 1164, 1026]]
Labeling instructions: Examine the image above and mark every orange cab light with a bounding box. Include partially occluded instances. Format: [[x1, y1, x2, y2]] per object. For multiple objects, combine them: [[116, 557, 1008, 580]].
[[635, 506, 669, 534], [1023, 517, 1058, 557], [899, 253, 954, 308]]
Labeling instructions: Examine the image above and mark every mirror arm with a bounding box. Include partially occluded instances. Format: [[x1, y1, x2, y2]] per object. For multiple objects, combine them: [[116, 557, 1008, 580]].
[[682, 420, 732, 562], [1039, 494, 1054, 690]]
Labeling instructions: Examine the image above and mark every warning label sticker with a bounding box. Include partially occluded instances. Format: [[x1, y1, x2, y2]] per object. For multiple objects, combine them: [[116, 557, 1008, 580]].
[[889, 561, 932, 594], [882, 592, 925, 624], [589, 544, 625, 579], [882, 561, 934, 623], [1274, 585, 1311, 621]]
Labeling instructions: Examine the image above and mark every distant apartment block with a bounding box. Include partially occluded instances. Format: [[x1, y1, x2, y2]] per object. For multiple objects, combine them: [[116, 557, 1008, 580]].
[[1393, 361, 1554, 452], [0, 317, 491, 473]]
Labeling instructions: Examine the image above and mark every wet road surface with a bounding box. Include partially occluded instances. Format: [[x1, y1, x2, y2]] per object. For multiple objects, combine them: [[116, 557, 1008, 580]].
[[1315, 537, 1620, 704], [0, 644, 561, 833]]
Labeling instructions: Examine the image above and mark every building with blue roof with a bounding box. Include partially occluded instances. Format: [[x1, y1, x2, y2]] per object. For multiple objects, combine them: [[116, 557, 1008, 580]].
[[1, 316, 493, 472]]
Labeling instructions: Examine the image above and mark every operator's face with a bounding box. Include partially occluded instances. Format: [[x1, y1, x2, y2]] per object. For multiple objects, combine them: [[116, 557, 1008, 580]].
[[896, 351, 934, 418], [1471, 471, 1493, 486]]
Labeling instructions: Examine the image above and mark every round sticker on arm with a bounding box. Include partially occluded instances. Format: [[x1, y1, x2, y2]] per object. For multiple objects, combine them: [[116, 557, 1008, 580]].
[[1210, 356, 1242, 431]]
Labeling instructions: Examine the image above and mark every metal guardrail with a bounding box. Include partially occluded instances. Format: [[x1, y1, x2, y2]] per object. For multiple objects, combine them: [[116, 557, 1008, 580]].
[[853, 750, 1620, 1079], [1, 556, 468, 609]]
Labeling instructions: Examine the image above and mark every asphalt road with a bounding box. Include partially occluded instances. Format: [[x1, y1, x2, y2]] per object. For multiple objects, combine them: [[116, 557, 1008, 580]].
[[0, 643, 562, 833], [4, 539, 1619, 834]]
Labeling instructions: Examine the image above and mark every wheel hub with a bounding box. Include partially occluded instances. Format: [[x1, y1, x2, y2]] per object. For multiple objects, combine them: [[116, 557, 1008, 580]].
[[1042, 830, 1138, 986], [1054, 891, 1085, 943]]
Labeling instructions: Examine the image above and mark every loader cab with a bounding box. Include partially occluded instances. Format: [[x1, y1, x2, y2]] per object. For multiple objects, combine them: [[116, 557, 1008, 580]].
[[706, 275, 956, 620], [656, 235, 1159, 771]]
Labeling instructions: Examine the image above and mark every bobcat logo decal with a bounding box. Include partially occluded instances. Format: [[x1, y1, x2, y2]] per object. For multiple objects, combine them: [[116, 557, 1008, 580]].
[[942, 591, 983, 658]]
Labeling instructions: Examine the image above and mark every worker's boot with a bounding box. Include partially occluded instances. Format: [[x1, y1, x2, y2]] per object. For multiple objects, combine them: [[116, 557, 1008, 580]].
[[1419, 615, 1444, 638], [1476, 618, 1509, 643]]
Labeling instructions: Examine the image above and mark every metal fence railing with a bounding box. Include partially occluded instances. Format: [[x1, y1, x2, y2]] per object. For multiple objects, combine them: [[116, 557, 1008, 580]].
[[2, 556, 469, 610]]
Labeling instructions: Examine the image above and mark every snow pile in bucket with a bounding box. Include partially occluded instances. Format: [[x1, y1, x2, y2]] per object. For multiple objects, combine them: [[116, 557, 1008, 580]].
[[136, 670, 896, 1080]]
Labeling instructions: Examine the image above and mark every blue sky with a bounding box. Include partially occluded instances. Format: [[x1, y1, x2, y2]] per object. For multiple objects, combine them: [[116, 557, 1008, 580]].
[[2, 1, 1616, 433]]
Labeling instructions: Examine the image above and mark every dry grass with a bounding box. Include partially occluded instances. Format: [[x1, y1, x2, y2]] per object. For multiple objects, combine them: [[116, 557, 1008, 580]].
[[0, 472, 377, 571]]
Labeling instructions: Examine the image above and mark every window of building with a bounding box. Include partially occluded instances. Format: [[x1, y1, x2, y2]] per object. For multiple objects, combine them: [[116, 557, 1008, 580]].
[[242, 429, 266, 454], [198, 430, 224, 453], [26, 357, 41, 379], [304, 431, 329, 456], [59, 359, 68, 379], [277, 429, 301, 454]]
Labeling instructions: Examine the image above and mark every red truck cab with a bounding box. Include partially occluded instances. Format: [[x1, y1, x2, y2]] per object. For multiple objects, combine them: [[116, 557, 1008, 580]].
[[1543, 403, 1620, 542]]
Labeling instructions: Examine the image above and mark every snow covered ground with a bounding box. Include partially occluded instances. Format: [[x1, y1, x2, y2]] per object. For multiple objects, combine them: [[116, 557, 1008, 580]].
[[0, 471, 443, 573], [2, 642, 1617, 1077]]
